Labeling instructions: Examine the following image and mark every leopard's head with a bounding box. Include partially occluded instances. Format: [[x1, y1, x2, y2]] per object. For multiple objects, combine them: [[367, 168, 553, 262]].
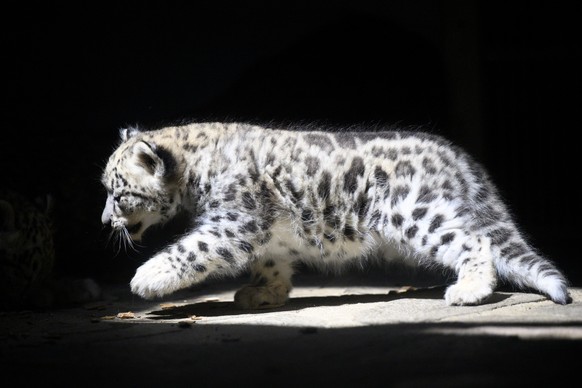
[[101, 127, 181, 248]]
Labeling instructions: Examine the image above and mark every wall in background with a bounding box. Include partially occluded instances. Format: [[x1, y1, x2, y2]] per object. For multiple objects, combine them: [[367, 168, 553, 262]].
[[2, 1, 580, 282]]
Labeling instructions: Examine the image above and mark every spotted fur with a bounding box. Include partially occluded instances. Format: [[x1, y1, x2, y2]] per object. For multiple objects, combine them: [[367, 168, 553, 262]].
[[101, 122, 571, 308]]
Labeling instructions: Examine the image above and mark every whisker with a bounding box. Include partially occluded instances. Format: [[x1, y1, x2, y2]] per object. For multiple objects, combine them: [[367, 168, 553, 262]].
[[104, 223, 144, 256], [113, 230, 123, 257], [121, 226, 141, 253]]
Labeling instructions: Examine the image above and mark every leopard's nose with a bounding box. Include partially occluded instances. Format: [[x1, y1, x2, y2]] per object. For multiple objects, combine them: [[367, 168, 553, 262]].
[[101, 196, 114, 225], [101, 207, 112, 225]]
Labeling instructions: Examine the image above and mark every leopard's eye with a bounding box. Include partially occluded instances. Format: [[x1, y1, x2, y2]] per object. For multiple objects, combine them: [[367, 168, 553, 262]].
[[113, 195, 129, 212]]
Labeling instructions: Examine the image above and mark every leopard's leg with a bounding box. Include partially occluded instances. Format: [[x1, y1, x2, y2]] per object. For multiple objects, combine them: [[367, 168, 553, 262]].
[[441, 234, 497, 305], [130, 210, 261, 299], [234, 257, 294, 309], [379, 202, 497, 305]]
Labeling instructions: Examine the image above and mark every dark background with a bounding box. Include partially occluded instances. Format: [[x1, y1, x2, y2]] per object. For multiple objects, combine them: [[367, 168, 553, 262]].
[[3, 1, 580, 285]]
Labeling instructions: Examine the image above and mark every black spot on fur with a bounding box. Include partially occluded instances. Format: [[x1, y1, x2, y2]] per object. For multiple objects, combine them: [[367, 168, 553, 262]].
[[488, 228, 513, 246], [187, 252, 196, 262], [501, 242, 529, 260], [236, 174, 247, 186], [344, 157, 365, 193], [216, 247, 234, 263], [198, 241, 208, 252], [260, 219, 273, 231], [242, 192, 256, 210], [374, 166, 388, 183], [519, 254, 538, 269], [394, 161, 416, 177], [455, 172, 469, 195], [264, 259, 275, 268], [334, 132, 357, 149], [371, 146, 385, 157], [344, 224, 356, 241], [412, 207, 428, 220], [238, 240, 254, 253], [440, 232, 456, 244], [390, 185, 410, 206], [437, 150, 452, 167], [416, 185, 438, 204], [272, 165, 283, 180], [473, 205, 503, 228], [240, 220, 259, 234], [391, 213, 404, 227], [428, 214, 444, 233], [475, 185, 489, 201], [305, 156, 321, 176], [354, 192, 369, 219], [224, 183, 237, 202], [387, 149, 398, 161], [182, 143, 198, 153], [369, 210, 381, 228], [318, 172, 332, 199], [422, 157, 437, 174], [405, 225, 419, 239], [227, 212, 239, 221], [304, 133, 334, 152]]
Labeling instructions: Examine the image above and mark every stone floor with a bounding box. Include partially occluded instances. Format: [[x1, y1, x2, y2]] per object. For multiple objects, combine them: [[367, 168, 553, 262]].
[[1, 270, 581, 387]]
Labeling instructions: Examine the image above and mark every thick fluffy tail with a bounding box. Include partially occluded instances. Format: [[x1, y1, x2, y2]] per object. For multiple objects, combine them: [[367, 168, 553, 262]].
[[492, 234, 571, 304]]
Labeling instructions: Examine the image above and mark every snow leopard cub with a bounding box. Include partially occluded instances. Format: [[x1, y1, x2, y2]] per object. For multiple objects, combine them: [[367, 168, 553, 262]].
[[101, 122, 571, 308]]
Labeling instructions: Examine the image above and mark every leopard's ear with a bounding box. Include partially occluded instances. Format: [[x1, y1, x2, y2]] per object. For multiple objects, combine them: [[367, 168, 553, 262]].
[[120, 126, 141, 142], [130, 141, 165, 177]]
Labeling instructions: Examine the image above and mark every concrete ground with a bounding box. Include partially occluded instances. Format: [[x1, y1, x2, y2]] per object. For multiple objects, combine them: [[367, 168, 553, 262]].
[[1, 269, 581, 387]]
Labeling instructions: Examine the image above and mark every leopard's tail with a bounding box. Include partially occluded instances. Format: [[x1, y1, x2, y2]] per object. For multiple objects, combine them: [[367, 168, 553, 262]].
[[491, 229, 571, 304]]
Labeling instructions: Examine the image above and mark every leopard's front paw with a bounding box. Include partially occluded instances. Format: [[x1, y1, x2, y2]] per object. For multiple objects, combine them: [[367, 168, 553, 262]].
[[130, 258, 184, 299]]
